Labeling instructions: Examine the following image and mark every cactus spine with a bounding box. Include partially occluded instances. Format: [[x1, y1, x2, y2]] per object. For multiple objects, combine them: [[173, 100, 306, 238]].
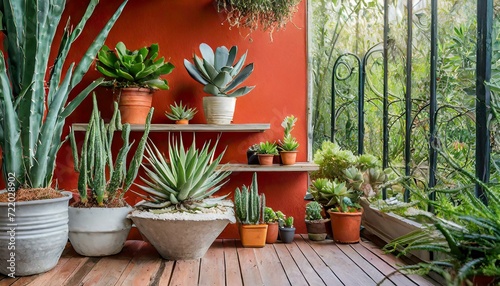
[[235, 173, 265, 224]]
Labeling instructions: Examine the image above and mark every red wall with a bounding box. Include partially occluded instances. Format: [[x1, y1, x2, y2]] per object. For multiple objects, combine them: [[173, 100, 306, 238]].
[[55, 0, 309, 238]]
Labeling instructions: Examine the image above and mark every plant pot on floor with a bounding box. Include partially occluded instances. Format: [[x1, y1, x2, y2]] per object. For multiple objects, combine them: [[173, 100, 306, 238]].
[[0, 191, 72, 276], [280, 151, 297, 165], [266, 222, 279, 244], [279, 227, 296, 243], [239, 224, 268, 247], [258, 154, 274, 165], [305, 219, 330, 241], [203, 97, 236, 124], [129, 202, 235, 260], [328, 209, 363, 244], [69, 205, 133, 256], [118, 88, 154, 124]]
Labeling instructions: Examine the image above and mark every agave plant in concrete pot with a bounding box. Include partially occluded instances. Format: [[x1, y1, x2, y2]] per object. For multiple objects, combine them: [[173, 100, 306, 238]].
[[184, 43, 254, 124], [0, 0, 127, 276], [68, 95, 152, 256], [96, 42, 174, 124], [130, 136, 235, 260]]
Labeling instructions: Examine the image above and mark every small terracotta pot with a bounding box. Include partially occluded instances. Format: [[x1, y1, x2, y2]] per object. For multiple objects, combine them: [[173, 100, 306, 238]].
[[175, 119, 189, 124], [280, 151, 298, 165], [265, 222, 279, 244], [258, 154, 274, 165], [328, 209, 363, 244], [239, 224, 268, 248], [118, 88, 153, 124], [466, 275, 498, 286]]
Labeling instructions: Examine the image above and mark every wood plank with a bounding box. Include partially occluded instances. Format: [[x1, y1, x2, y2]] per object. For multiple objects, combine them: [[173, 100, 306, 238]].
[[168, 259, 200, 286], [274, 242, 308, 286], [72, 123, 271, 133], [154, 260, 175, 285], [115, 242, 162, 286], [294, 236, 342, 285], [253, 243, 289, 286], [199, 240, 225, 286], [236, 242, 264, 286], [306, 238, 376, 286], [284, 237, 326, 286], [222, 239, 243, 286]]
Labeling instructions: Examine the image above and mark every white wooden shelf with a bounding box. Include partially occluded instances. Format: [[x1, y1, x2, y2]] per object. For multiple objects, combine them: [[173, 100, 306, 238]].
[[71, 123, 270, 133], [219, 163, 319, 172]]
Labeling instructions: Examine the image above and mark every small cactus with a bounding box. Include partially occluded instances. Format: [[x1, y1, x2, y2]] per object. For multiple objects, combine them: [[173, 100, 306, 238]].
[[305, 201, 323, 221], [235, 173, 266, 224]]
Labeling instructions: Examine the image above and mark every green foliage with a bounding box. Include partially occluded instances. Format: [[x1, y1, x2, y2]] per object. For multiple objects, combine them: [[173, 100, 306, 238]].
[[0, 0, 127, 190], [305, 201, 323, 221], [136, 136, 232, 209], [69, 94, 152, 206], [234, 173, 266, 224], [283, 216, 294, 228], [184, 43, 255, 97], [96, 42, 174, 90], [309, 178, 353, 208], [264, 207, 278, 223], [279, 115, 300, 151], [165, 101, 197, 121], [257, 141, 278, 155]]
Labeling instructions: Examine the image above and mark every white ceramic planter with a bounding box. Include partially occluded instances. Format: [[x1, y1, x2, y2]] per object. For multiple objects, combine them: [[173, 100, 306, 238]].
[[69, 205, 133, 256], [0, 191, 72, 276], [203, 97, 236, 124]]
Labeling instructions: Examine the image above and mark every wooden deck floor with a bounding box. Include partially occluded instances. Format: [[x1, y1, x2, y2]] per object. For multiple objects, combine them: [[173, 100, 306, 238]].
[[0, 235, 441, 286]]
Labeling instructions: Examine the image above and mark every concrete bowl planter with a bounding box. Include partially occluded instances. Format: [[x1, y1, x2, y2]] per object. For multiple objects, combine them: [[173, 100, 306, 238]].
[[0, 191, 72, 276], [68, 205, 133, 256], [129, 201, 235, 260]]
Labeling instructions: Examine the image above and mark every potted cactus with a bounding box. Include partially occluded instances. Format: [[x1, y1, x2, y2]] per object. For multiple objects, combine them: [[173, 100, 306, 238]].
[[234, 173, 268, 248], [96, 42, 175, 124], [264, 207, 279, 244], [277, 211, 296, 243], [278, 115, 299, 165], [184, 43, 254, 124], [165, 101, 198, 124], [129, 136, 235, 260], [257, 141, 279, 165], [68, 95, 152, 256], [305, 201, 329, 241], [0, 0, 127, 276]]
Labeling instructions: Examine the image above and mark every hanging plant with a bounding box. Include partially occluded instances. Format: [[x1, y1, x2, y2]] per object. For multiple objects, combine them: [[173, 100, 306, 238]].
[[216, 0, 301, 40]]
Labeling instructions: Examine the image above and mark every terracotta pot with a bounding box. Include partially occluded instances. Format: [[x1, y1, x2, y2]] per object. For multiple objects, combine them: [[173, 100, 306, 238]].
[[305, 219, 330, 241], [266, 222, 279, 244], [175, 119, 189, 124], [465, 275, 498, 286], [280, 151, 297, 165], [238, 224, 268, 248], [118, 88, 153, 124], [258, 154, 274, 165], [328, 209, 363, 244]]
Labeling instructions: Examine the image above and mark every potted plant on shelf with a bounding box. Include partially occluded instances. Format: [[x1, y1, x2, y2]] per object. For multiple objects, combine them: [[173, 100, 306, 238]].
[[68, 95, 152, 256], [278, 115, 299, 165], [257, 141, 279, 165], [264, 207, 279, 244], [129, 136, 235, 260], [277, 211, 296, 243], [305, 201, 329, 241], [215, 0, 301, 40], [184, 43, 254, 124], [247, 144, 260, 165], [235, 173, 268, 248], [165, 101, 197, 124], [0, 0, 127, 276], [96, 42, 175, 124]]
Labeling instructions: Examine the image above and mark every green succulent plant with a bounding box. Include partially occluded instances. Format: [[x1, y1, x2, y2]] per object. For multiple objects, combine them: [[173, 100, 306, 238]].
[[305, 201, 323, 221], [234, 173, 266, 225], [264, 207, 278, 223], [96, 42, 175, 90], [136, 136, 232, 210], [69, 94, 152, 206], [309, 178, 359, 211], [257, 141, 279, 155], [283, 216, 294, 228], [165, 101, 198, 121], [184, 43, 255, 97], [0, 0, 127, 190], [279, 115, 300, 151]]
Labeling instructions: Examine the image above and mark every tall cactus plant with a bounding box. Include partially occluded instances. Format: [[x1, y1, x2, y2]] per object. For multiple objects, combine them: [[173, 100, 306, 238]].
[[234, 173, 266, 224], [69, 94, 152, 206], [0, 0, 128, 190]]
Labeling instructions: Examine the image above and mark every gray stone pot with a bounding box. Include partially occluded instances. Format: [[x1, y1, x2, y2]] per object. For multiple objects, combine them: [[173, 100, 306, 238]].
[[69, 205, 133, 256], [279, 227, 296, 243], [0, 191, 72, 276]]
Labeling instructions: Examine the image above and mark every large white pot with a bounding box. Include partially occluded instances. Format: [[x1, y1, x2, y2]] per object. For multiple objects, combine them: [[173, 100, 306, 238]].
[[0, 191, 72, 276], [203, 97, 236, 124], [129, 201, 235, 260], [69, 205, 133, 256]]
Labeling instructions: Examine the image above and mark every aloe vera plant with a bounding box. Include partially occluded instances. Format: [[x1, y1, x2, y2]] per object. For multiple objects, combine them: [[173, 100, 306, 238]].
[[136, 136, 232, 210], [69, 94, 152, 206], [165, 101, 198, 121], [184, 43, 255, 97], [234, 173, 266, 224], [96, 42, 174, 90], [0, 0, 128, 190]]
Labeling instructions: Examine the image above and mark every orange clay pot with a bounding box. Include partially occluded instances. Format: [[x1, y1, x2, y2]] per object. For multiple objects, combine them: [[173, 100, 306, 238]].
[[280, 151, 298, 165], [328, 209, 363, 244], [118, 88, 153, 124], [238, 224, 268, 248], [258, 154, 274, 165], [265, 222, 279, 244], [175, 119, 189, 124]]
